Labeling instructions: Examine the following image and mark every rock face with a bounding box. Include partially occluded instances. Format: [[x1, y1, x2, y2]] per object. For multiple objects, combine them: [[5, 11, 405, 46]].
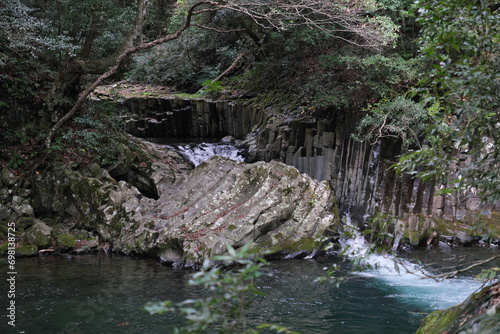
[[416, 282, 500, 334], [0, 140, 336, 263], [122, 97, 500, 246], [116, 156, 336, 265]]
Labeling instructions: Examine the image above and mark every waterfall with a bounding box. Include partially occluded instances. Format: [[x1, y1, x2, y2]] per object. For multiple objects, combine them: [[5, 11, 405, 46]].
[[165, 141, 246, 167], [340, 214, 483, 310]]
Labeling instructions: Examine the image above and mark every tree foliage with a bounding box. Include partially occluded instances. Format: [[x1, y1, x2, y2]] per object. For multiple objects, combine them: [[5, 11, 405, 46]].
[[38, 0, 401, 148], [353, 96, 428, 148], [0, 0, 76, 58], [395, 0, 499, 200]]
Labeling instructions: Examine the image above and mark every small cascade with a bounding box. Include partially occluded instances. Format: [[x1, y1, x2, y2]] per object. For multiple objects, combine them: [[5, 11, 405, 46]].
[[165, 141, 246, 167], [340, 215, 483, 310]]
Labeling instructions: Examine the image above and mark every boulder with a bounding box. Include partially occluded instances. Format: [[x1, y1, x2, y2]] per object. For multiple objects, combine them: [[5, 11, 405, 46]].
[[56, 233, 76, 250], [25, 140, 337, 265], [1, 167, 18, 186], [15, 244, 38, 257], [115, 156, 337, 265], [24, 219, 53, 247], [11, 196, 34, 217]]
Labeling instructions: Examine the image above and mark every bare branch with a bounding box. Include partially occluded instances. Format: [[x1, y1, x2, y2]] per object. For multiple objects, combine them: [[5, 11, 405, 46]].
[[45, 0, 397, 148], [215, 0, 397, 49], [428, 255, 500, 281], [211, 50, 248, 83], [45, 0, 211, 148], [389, 254, 500, 282], [191, 24, 246, 33]]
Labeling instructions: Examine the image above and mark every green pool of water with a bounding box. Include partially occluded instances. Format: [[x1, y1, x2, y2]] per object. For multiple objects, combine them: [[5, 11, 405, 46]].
[[0, 247, 497, 334]]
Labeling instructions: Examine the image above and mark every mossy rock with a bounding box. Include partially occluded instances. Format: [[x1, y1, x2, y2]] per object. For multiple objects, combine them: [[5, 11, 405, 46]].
[[16, 217, 36, 232], [15, 244, 38, 257], [52, 224, 70, 235], [259, 235, 323, 255], [24, 220, 53, 247], [0, 241, 8, 256], [57, 233, 76, 250], [0, 225, 7, 239], [416, 282, 500, 334], [416, 306, 462, 334]]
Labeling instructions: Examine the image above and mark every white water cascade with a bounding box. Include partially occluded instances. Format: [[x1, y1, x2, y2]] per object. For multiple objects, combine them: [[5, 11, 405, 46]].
[[165, 141, 246, 167], [340, 215, 483, 310]]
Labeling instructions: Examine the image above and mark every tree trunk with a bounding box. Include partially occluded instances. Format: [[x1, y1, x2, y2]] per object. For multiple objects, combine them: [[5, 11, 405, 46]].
[[44, 0, 210, 148]]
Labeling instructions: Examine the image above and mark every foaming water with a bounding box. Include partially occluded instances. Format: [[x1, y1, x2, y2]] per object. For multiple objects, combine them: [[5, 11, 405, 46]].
[[166, 142, 245, 166], [340, 216, 483, 310]]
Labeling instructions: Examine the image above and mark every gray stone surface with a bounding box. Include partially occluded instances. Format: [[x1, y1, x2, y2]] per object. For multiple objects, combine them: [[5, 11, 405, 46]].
[[116, 156, 336, 265], [16, 140, 335, 264]]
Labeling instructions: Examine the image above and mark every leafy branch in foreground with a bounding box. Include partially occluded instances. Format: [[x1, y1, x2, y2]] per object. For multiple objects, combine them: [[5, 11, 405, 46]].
[[145, 244, 299, 334]]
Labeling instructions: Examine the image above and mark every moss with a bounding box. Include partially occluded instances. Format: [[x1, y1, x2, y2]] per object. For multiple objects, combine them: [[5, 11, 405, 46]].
[[74, 232, 89, 240], [159, 238, 183, 252], [263, 234, 321, 254], [52, 224, 70, 235], [29, 230, 51, 247], [107, 215, 129, 232], [415, 306, 462, 334], [16, 217, 35, 232], [475, 211, 500, 239], [426, 211, 500, 242], [283, 167, 300, 179], [417, 283, 500, 333], [0, 241, 8, 256], [57, 233, 76, 249], [227, 225, 237, 231], [15, 244, 38, 257], [281, 186, 294, 196]]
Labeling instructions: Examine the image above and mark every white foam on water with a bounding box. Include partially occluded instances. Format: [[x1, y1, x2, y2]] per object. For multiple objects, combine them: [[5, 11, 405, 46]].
[[166, 142, 245, 166], [340, 215, 483, 310]]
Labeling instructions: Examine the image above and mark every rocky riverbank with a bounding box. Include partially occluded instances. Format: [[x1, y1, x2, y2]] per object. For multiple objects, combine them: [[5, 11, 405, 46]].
[[0, 139, 336, 266]]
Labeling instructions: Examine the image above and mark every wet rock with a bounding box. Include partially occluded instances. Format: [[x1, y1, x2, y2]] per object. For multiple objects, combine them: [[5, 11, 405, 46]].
[[73, 241, 97, 254], [20, 139, 334, 264], [56, 233, 76, 250], [416, 282, 500, 334], [15, 244, 38, 257], [0, 203, 11, 221], [221, 135, 236, 143], [0, 187, 9, 200], [455, 230, 474, 245], [11, 196, 34, 217], [16, 217, 36, 231]]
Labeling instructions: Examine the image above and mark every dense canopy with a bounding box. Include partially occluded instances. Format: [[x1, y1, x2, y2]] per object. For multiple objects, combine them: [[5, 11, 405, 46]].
[[0, 0, 498, 198]]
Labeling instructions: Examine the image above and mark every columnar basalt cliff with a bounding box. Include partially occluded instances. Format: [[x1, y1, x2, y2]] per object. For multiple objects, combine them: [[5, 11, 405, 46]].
[[123, 96, 500, 247]]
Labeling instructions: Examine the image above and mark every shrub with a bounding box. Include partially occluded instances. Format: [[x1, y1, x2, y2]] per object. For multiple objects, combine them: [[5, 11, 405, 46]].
[[352, 96, 428, 148]]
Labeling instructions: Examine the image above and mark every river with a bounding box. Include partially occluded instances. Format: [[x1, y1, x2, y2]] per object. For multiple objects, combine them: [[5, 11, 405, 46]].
[[1, 246, 497, 334]]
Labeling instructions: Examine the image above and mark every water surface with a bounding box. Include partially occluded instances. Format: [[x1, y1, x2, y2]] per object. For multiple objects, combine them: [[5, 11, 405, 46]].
[[1, 247, 496, 334]]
